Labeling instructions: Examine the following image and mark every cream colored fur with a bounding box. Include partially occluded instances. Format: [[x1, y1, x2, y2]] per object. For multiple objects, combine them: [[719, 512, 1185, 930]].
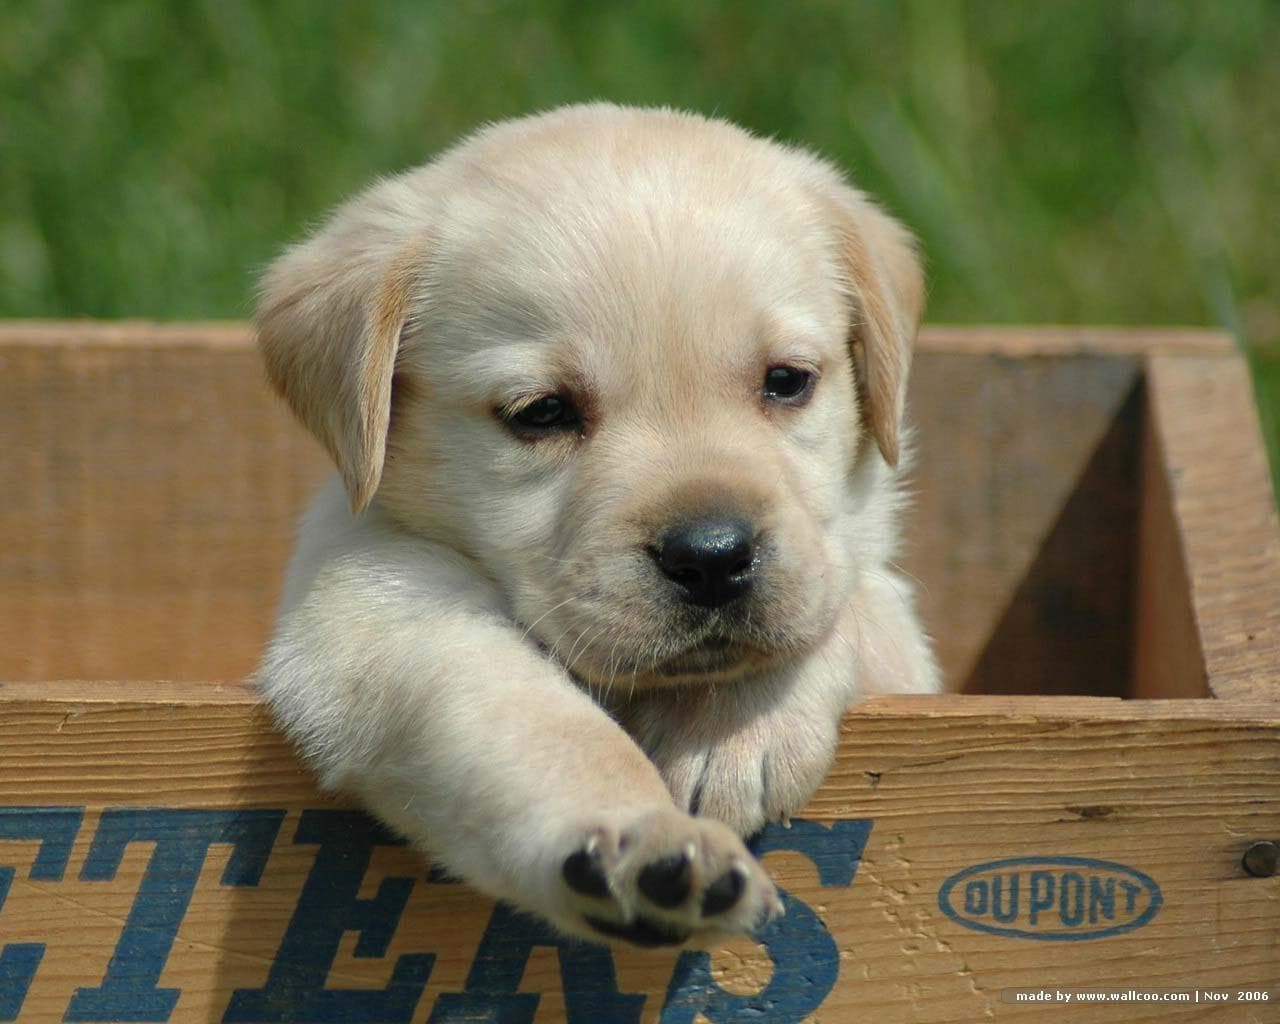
[[256, 103, 940, 947]]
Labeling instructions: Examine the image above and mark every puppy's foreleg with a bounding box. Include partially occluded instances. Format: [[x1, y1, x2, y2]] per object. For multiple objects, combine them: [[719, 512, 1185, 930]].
[[260, 494, 780, 946]]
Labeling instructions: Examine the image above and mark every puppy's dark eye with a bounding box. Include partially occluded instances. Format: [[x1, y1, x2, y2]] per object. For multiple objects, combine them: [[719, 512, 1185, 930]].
[[762, 366, 815, 404], [505, 394, 581, 436]]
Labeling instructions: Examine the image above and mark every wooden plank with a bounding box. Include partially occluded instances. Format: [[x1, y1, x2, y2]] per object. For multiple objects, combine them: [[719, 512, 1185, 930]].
[[0, 330, 1148, 692], [959, 383, 1142, 697], [1, 322, 1266, 693], [5, 682, 1280, 720], [0, 319, 252, 348], [1144, 355, 1280, 701], [1133, 384, 1208, 698], [0, 320, 1237, 357], [0, 691, 1275, 1023], [0, 340, 330, 684], [904, 354, 1141, 690], [919, 324, 1235, 358]]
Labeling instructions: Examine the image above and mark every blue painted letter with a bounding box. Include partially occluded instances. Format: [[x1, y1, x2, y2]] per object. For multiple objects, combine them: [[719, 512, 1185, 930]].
[[429, 902, 645, 1023], [65, 808, 283, 1023], [659, 819, 873, 1024], [224, 811, 434, 1023], [0, 806, 83, 1022]]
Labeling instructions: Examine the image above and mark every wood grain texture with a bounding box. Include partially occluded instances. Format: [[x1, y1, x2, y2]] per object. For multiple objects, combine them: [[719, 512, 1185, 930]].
[[1133, 386, 1208, 699], [1143, 355, 1280, 702], [918, 324, 1235, 358], [0, 338, 329, 683], [2, 321, 1268, 694], [0, 319, 1237, 356], [2, 322, 1279, 1021], [0, 692, 1275, 1023], [0, 319, 252, 348], [905, 354, 1141, 690], [958, 376, 1142, 697]]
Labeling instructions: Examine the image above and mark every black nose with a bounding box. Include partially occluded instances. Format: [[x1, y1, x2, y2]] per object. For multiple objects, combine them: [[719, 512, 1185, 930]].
[[652, 517, 755, 608]]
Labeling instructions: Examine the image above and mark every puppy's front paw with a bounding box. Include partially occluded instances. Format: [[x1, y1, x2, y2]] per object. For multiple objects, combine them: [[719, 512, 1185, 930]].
[[557, 808, 782, 948]]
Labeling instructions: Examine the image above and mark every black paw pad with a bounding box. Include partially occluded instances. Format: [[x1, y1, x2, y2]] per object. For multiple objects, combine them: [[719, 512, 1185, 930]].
[[638, 853, 692, 908], [562, 847, 610, 900], [585, 914, 690, 948], [700, 867, 745, 916]]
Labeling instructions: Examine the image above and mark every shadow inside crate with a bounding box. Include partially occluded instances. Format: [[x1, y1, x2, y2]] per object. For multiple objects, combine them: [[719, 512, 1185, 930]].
[[903, 350, 1193, 699], [962, 383, 1141, 696]]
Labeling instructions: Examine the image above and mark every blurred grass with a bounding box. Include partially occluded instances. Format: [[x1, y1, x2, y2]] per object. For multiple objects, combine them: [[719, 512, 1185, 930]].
[[1, 0, 1277, 485]]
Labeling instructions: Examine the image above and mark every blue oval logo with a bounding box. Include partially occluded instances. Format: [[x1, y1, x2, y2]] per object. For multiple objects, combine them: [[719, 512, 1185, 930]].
[[938, 856, 1162, 941]]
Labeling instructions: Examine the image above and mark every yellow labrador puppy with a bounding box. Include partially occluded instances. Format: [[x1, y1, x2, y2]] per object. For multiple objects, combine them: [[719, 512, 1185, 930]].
[[257, 104, 940, 948]]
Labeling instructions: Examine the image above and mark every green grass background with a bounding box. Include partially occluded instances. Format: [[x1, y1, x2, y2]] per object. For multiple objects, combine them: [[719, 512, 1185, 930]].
[[2, 1, 1277, 485]]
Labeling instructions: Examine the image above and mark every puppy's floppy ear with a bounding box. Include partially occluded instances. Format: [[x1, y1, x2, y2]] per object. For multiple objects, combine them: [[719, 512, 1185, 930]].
[[256, 191, 422, 513], [827, 190, 925, 467]]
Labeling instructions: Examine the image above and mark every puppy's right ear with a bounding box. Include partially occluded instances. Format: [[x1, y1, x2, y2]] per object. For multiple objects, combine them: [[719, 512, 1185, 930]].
[[256, 192, 423, 514]]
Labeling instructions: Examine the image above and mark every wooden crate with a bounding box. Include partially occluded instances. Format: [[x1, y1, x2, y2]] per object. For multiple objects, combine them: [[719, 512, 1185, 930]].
[[1, 323, 1277, 1023]]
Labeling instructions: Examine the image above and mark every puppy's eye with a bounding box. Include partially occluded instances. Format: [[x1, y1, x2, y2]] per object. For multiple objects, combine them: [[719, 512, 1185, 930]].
[[504, 394, 581, 436], [762, 366, 815, 404]]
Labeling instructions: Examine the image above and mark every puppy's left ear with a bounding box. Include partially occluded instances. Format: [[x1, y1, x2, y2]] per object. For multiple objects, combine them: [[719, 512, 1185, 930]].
[[827, 191, 925, 467]]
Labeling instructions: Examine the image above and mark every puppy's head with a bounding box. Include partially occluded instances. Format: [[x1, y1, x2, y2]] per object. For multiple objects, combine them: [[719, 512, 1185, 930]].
[[259, 104, 923, 689]]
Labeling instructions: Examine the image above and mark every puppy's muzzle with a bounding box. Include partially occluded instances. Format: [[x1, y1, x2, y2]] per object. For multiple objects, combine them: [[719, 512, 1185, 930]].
[[650, 515, 755, 609]]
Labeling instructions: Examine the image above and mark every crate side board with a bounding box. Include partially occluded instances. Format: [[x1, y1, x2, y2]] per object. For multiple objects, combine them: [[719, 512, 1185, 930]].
[[0, 339, 330, 683], [7, 322, 1269, 696], [1140, 354, 1280, 702], [0, 692, 1276, 1023], [906, 353, 1144, 693], [1133, 380, 1207, 699]]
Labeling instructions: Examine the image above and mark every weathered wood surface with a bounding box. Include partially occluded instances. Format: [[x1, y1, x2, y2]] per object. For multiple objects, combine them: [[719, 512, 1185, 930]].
[[0, 319, 1238, 355], [0, 332, 328, 684], [0, 688, 1276, 1023], [1132, 381, 1208, 700], [1141, 354, 1280, 702], [2, 321, 1279, 1021], [906, 354, 1142, 693], [3, 322, 1276, 698], [919, 324, 1235, 357]]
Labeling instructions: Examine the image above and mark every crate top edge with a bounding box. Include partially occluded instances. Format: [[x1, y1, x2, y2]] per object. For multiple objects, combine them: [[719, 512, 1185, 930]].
[[1, 683, 1275, 724], [0, 319, 253, 350], [920, 324, 1236, 358], [0, 320, 1238, 359]]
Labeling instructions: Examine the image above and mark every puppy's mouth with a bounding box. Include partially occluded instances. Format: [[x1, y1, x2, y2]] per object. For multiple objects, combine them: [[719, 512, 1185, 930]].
[[545, 628, 774, 688], [652, 634, 742, 676], [530, 603, 819, 689], [646, 632, 786, 682]]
